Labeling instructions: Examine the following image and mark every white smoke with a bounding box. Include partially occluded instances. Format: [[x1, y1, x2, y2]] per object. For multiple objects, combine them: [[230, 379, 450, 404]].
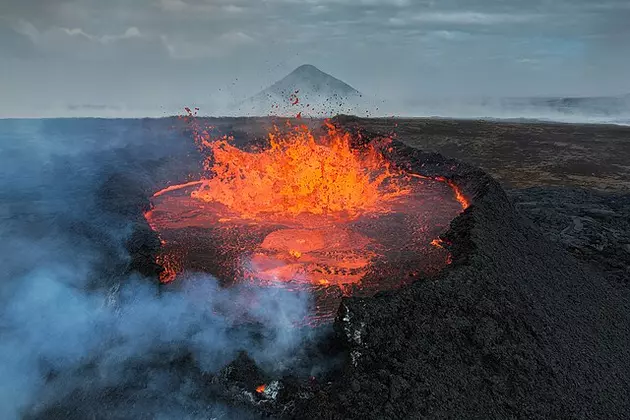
[[0, 118, 316, 419]]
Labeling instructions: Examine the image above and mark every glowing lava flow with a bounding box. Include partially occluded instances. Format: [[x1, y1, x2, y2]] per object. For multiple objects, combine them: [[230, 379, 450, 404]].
[[144, 119, 470, 294], [152, 180, 204, 198], [436, 176, 470, 209], [189, 121, 409, 221], [409, 173, 470, 211]]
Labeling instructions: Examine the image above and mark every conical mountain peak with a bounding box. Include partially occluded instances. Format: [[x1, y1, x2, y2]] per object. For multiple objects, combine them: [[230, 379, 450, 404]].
[[238, 64, 364, 116]]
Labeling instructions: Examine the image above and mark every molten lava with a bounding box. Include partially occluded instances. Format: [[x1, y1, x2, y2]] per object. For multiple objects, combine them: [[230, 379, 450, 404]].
[[144, 117, 469, 322], [247, 226, 374, 286], [189, 121, 408, 221]]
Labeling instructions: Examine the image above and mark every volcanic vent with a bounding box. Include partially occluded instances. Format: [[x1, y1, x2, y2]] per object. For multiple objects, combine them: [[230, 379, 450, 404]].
[[144, 118, 468, 323]]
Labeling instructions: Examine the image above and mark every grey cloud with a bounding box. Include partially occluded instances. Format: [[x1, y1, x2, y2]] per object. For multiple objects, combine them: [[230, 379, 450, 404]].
[[0, 0, 72, 20], [0, 21, 37, 58], [156, 0, 255, 14], [161, 30, 256, 59], [59, 26, 142, 44], [4, 20, 168, 61], [157, 0, 217, 13], [1, 0, 630, 116], [10, 19, 40, 43], [410, 11, 538, 25]]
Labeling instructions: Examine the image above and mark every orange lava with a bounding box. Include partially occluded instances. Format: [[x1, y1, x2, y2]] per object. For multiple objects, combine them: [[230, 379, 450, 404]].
[[153, 180, 204, 198], [435, 176, 470, 209], [410, 173, 470, 211], [190, 121, 408, 221], [157, 253, 179, 283], [430, 238, 445, 248], [246, 226, 374, 286], [256, 385, 266, 393], [144, 115, 470, 295]]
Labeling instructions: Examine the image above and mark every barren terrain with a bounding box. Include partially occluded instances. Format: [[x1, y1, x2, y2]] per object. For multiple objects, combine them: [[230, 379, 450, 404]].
[[335, 116, 630, 285], [4, 116, 630, 419], [340, 116, 630, 192]]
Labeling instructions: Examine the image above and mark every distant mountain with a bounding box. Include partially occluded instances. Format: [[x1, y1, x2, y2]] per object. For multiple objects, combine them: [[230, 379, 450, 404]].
[[67, 104, 122, 112], [235, 64, 368, 117], [389, 93, 630, 124], [531, 94, 630, 116]]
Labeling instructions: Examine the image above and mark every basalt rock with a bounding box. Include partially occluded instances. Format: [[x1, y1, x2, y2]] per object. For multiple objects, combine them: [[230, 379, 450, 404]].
[[91, 121, 630, 419], [509, 186, 630, 285], [275, 128, 630, 419]]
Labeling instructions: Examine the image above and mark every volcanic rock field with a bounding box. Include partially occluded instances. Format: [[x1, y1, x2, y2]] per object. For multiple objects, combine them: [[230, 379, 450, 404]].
[[4, 116, 630, 419]]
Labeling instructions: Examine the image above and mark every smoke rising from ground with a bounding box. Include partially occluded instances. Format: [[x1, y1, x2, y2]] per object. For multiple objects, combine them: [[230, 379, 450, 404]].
[[0, 119, 316, 419]]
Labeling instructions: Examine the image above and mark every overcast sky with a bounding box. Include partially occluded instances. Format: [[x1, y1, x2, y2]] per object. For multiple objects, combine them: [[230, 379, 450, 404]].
[[1, 0, 629, 117]]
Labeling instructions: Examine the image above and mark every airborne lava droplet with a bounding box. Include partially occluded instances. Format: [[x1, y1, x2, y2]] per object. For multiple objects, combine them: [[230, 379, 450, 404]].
[[431, 238, 445, 248]]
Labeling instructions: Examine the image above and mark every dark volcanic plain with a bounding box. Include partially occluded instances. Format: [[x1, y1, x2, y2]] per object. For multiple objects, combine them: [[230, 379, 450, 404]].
[[344, 116, 630, 286], [358, 117, 630, 192], [283, 116, 630, 420], [9, 116, 630, 419], [186, 115, 630, 286]]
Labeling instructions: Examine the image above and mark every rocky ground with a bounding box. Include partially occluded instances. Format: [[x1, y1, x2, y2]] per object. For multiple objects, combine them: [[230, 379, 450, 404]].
[[337, 116, 630, 286], [273, 122, 630, 420], [508, 187, 630, 285], [12, 116, 630, 419], [347, 116, 630, 192]]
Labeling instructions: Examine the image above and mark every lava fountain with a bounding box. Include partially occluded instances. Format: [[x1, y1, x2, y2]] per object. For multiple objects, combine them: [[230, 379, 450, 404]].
[[144, 118, 468, 323]]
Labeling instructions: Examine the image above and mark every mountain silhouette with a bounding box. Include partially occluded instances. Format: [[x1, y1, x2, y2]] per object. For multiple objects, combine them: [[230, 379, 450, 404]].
[[237, 64, 367, 117]]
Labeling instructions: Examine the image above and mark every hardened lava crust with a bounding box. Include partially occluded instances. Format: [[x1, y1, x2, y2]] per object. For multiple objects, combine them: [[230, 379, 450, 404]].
[[269, 116, 630, 420], [111, 117, 630, 420]]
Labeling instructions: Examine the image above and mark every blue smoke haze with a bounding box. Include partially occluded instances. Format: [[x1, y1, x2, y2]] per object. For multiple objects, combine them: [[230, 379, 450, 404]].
[[0, 119, 315, 419]]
